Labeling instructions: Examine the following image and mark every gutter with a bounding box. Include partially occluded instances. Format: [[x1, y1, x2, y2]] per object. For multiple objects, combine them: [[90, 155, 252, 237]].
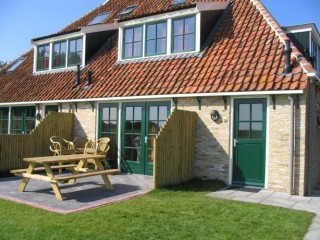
[[288, 95, 295, 195]]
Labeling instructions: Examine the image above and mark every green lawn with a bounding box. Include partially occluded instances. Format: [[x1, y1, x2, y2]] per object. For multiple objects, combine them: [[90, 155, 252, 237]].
[[0, 179, 314, 240]]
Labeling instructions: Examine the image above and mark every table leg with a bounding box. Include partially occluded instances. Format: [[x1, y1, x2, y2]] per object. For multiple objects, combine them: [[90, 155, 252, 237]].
[[43, 163, 63, 201], [68, 159, 86, 184], [18, 162, 36, 192], [94, 159, 113, 189]]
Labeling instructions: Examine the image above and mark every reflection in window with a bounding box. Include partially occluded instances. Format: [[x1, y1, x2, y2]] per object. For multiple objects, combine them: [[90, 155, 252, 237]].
[[52, 41, 66, 68], [37, 44, 50, 71], [68, 38, 83, 66], [146, 22, 167, 56], [88, 12, 111, 25], [100, 105, 118, 168], [172, 16, 195, 52], [11, 107, 36, 134], [123, 26, 143, 59], [7, 58, 26, 72], [0, 108, 9, 134]]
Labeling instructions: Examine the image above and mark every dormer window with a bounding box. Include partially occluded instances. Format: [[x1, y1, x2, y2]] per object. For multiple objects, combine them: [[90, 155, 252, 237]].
[[68, 38, 83, 67], [123, 26, 143, 59], [146, 22, 167, 56], [172, 16, 195, 52], [37, 44, 50, 71], [118, 5, 137, 16], [88, 12, 111, 25], [52, 41, 66, 68]]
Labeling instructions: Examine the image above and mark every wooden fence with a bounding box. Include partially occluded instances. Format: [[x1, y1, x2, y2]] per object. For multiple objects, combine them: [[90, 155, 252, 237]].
[[0, 112, 73, 174], [154, 109, 196, 188]]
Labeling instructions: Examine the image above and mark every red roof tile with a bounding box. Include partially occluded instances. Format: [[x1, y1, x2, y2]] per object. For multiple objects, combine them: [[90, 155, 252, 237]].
[[0, 0, 315, 104]]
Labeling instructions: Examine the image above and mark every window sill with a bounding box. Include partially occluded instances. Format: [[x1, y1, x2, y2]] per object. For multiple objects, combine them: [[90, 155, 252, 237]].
[[33, 66, 79, 75], [117, 50, 200, 65]]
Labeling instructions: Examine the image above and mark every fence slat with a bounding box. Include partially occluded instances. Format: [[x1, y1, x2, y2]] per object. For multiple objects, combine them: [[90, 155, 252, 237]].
[[0, 112, 73, 174], [154, 109, 196, 188]]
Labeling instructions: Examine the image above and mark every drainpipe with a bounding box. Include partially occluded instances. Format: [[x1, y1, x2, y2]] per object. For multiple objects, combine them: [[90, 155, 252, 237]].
[[288, 95, 295, 195], [284, 40, 292, 74]]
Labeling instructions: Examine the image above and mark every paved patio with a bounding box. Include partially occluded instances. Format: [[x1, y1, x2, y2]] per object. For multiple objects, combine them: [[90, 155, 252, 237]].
[[0, 173, 153, 214], [208, 188, 320, 240]]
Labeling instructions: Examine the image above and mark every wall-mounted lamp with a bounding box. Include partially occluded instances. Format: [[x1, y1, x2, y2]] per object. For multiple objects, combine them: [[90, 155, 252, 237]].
[[211, 110, 221, 122]]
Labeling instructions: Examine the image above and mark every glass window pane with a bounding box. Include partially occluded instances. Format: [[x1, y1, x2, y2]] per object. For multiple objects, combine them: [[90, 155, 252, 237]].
[[76, 39, 83, 52], [134, 107, 141, 120], [184, 34, 195, 51], [124, 43, 133, 58], [69, 40, 76, 51], [157, 22, 167, 38], [101, 120, 109, 132], [157, 38, 166, 54], [252, 104, 263, 121], [109, 120, 117, 133], [134, 27, 142, 41], [126, 107, 133, 120], [238, 122, 250, 138], [133, 42, 142, 57], [239, 104, 250, 121], [251, 122, 263, 139], [110, 107, 117, 120], [185, 16, 195, 34], [159, 106, 167, 120], [159, 120, 165, 128], [133, 122, 141, 133], [149, 106, 157, 120], [146, 40, 156, 55], [173, 36, 184, 52], [173, 19, 184, 35], [147, 24, 156, 39], [125, 120, 133, 131], [102, 108, 109, 120], [125, 29, 133, 43], [149, 121, 159, 134]]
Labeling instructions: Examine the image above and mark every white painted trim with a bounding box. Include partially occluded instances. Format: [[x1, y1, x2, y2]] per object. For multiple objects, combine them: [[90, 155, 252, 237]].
[[117, 102, 122, 172], [195, 12, 201, 52], [228, 98, 234, 185], [8, 106, 12, 134], [81, 24, 118, 34], [83, 34, 87, 68], [285, 28, 312, 34], [167, 18, 172, 54], [32, 31, 84, 45], [196, 1, 230, 11], [33, 46, 37, 73], [265, 96, 270, 189], [118, 8, 200, 27], [0, 90, 304, 107]]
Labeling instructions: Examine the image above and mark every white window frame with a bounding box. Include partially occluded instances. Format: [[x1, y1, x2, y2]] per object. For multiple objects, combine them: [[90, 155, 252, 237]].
[[33, 32, 85, 74], [117, 8, 201, 62]]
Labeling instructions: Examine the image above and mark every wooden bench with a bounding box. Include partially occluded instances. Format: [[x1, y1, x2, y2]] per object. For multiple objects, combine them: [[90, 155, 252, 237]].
[[52, 169, 119, 184], [10, 164, 77, 176]]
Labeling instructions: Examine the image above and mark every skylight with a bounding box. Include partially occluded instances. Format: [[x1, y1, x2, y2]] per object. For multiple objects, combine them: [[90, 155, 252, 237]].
[[7, 58, 26, 72], [88, 12, 111, 25], [118, 5, 137, 16], [171, 0, 186, 5]]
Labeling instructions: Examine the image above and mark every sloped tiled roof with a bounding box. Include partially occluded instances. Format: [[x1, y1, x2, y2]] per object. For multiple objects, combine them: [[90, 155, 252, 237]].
[[0, 0, 315, 103]]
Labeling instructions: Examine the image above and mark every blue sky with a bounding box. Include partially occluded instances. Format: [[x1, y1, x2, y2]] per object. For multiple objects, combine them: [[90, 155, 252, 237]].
[[0, 0, 319, 63]]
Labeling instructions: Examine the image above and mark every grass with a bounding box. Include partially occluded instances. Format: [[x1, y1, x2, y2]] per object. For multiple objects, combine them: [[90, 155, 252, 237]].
[[0, 179, 314, 240]]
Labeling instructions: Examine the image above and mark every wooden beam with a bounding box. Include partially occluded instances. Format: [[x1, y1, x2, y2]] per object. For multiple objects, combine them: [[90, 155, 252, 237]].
[[222, 96, 227, 110], [271, 95, 276, 110], [173, 98, 178, 109], [196, 97, 201, 110], [89, 101, 95, 112]]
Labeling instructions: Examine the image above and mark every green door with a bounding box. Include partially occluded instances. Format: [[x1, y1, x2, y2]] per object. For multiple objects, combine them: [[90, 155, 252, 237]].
[[122, 102, 170, 175], [233, 99, 267, 187]]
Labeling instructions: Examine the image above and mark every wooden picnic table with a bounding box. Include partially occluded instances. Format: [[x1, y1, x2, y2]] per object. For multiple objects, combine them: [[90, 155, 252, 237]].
[[11, 154, 118, 201]]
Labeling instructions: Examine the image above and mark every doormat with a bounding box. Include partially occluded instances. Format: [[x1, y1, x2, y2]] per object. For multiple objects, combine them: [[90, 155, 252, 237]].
[[226, 186, 261, 193]]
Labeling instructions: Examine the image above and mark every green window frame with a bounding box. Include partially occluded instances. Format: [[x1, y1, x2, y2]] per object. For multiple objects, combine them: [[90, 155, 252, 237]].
[[52, 41, 66, 69], [68, 37, 83, 67], [11, 107, 36, 134], [0, 107, 9, 134], [172, 15, 196, 53], [146, 21, 167, 56], [99, 103, 119, 169], [37, 44, 50, 71], [123, 25, 143, 59]]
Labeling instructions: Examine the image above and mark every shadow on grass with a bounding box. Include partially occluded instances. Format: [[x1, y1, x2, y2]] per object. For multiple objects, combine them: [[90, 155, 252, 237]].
[[159, 178, 226, 192]]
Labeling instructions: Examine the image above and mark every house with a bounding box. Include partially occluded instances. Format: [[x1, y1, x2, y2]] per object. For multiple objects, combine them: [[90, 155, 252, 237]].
[[0, 0, 319, 196]]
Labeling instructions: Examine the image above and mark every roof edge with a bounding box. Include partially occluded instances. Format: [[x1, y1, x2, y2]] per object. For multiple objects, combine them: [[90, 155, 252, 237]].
[[250, 0, 316, 75]]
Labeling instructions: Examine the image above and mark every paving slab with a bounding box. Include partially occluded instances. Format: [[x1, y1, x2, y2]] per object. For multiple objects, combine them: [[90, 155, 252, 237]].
[[0, 174, 153, 214]]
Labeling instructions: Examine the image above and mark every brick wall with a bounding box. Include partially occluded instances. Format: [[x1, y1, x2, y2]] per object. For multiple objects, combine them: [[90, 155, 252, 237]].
[[178, 95, 307, 195]]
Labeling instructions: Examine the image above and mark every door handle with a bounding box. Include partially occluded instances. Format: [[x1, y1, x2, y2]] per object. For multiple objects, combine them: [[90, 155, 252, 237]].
[[233, 139, 238, 147], [145, 136, 148, 144]]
